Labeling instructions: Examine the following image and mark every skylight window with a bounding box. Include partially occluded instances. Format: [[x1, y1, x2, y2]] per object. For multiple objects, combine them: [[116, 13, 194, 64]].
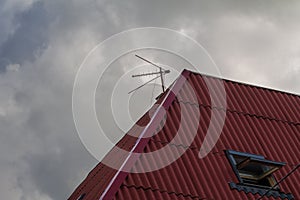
[[225, 150, 286, 189]]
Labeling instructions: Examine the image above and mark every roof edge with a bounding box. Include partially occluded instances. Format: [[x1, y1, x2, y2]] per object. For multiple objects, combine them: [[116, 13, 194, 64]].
[[186, 69, 300, 97], [100, 69, 191, 200]]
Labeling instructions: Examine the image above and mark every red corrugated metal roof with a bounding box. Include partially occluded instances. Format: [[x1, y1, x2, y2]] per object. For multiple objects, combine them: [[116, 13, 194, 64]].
[[69, 69, 300, 200]]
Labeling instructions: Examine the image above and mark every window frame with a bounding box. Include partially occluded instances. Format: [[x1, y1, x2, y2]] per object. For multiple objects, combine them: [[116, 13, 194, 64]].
[[225, 150, 286, 189]]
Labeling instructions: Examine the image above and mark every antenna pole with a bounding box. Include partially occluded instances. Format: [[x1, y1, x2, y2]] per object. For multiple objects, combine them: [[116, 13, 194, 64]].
[[160, 67, 165, 92]]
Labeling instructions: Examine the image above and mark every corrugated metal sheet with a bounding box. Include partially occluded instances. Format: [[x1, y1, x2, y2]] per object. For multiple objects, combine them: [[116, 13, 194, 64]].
[[68, 111, 151, 200], [69, 69, 300, 200]]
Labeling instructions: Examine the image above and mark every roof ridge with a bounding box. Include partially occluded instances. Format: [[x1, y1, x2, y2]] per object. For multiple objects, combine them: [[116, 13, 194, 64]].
[[71, 132, 136, 198], [99, 70, 192, 200]]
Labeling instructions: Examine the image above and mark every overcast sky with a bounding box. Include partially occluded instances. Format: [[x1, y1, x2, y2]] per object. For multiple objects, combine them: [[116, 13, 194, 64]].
[[1, 0, 300, 200]]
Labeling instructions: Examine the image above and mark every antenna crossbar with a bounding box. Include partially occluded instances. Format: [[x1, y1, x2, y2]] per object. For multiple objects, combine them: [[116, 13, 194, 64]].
[[129, 55, 171, 94], [132, 70, 170, 78]]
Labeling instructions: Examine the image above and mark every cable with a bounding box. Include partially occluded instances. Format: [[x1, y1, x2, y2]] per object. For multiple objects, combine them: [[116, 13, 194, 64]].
[[256, 163, 300, 200]]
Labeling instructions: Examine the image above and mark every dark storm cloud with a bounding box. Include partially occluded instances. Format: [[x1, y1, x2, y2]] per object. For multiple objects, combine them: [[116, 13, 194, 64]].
[[0, 0, 299, 200], [0, 1, 52, 72]]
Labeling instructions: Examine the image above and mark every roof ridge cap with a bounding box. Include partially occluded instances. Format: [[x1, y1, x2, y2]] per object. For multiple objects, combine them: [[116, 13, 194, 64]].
[[99, 69, 191, 200]]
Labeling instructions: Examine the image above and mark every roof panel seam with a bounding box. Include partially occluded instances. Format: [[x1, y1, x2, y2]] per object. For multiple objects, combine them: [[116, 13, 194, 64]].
[[149, 138, 198, 150], [121, 184, 208, 200], [175, 100, 300, 126], [148, 139, 299, 166]]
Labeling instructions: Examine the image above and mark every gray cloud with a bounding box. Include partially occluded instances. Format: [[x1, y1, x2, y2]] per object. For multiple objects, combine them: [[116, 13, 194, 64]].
[[0, 0, 299, 200], [0, 1, 51, 71]]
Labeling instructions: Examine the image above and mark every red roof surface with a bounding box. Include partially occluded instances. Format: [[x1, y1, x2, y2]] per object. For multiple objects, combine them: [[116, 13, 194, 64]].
[[69, 69, 300, 200]]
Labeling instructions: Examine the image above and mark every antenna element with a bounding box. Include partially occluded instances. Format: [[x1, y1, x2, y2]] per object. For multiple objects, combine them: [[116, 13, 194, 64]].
[[128, 55, 170, 94]]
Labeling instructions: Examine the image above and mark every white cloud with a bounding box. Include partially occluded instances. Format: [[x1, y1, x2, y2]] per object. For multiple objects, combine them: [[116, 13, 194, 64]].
[[6, 63, 20, 71]]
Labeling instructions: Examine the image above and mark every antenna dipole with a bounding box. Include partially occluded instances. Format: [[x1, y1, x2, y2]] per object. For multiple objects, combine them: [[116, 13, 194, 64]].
[[128, 55, 170, 94], [128, 75, 161, 94]]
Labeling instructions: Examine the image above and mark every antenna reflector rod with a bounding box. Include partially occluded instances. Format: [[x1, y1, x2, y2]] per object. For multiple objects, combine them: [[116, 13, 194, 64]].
[[135, 54, 165, 70], [132, 70, 170, 78]]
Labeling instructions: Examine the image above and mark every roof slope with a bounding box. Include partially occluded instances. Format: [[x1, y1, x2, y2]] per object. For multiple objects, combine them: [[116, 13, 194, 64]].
[[69, 69, 300, 200]]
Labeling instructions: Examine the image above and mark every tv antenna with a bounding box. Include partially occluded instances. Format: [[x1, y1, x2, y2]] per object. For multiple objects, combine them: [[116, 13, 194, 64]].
[[128, 55, 170, 94]]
